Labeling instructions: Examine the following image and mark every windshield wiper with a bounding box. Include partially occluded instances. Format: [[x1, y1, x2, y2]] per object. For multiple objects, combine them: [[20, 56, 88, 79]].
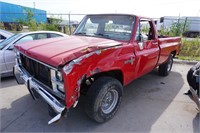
[[94, 33, 111, 39], [74, 32, 86, 35]]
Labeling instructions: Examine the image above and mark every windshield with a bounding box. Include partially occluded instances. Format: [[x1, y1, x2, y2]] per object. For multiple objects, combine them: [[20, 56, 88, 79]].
[[74, 15, 135, 41], [0, 34, 21, 50]]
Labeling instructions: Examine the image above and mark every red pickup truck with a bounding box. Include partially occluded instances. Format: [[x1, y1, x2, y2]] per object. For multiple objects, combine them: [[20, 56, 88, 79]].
[[14, 14, 181, 124]]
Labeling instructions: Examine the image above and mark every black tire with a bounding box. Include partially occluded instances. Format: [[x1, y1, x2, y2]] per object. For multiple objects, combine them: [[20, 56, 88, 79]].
[[85, 76, 123, 123], [159, 54, 173, 76]]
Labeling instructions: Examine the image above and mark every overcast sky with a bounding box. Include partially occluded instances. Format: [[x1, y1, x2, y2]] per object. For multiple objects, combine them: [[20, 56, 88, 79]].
[[1, 0, 200, 20]]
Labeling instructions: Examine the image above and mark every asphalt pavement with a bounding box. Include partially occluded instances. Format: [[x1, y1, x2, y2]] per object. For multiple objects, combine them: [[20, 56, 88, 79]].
[[0, 63, 199, 132]]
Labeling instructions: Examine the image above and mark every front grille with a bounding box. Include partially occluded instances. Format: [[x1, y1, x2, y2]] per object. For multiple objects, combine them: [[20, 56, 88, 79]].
[[20, 54, 52, 88]]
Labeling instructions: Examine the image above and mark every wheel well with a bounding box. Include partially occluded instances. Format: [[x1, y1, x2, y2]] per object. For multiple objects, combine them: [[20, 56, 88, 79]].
[[80, 70, 124, 95], [93, 70, 123, 85], [171, 50, 176, 58]]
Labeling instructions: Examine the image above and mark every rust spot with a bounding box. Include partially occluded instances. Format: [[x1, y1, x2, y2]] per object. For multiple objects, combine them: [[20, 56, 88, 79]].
[[81, 47, 91, 53]]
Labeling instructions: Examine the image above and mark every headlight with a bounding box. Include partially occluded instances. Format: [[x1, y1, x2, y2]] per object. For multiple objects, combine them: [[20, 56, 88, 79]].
[[51, 69, 63, 81], [57, 84, 65, 92], [56, 71, 63, 81], [50, 69, 64, 93], [15, 51, 21, 64]]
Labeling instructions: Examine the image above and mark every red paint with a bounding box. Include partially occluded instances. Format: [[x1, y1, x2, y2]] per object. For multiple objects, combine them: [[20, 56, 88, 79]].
[[15, 14, 181, 109]]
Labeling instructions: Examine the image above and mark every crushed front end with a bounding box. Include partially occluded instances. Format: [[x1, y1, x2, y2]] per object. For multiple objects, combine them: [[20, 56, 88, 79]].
[[14, 51, 66, 124]]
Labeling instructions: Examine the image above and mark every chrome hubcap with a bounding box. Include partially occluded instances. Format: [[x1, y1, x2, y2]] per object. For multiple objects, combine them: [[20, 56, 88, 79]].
[[101, 88, 118, 114]]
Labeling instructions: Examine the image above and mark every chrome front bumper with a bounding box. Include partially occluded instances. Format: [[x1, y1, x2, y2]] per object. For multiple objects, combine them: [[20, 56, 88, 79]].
[[14, 65, 66, 124]]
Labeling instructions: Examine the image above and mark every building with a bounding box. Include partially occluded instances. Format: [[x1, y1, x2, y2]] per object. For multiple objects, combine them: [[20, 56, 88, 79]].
[[0, 1, 47, 23], [0, 1, 79, 33], [0, 1, 47, 30]]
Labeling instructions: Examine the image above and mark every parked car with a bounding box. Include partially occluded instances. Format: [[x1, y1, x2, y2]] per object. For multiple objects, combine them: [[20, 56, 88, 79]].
[[14, 14, 181, 124], [186, 62, 200, 110], [0, 29, 14, 42], [0, 31, 68, 77]]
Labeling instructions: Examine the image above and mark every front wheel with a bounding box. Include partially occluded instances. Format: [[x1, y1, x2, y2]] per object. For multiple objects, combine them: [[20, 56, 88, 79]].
[[159, 54, 173, 76], [85, 76, 123, 123]]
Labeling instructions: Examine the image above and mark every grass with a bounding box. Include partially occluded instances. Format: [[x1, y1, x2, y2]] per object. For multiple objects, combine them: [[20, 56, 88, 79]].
[[177, 38, 200, 61], [177, 55, 200, 61]]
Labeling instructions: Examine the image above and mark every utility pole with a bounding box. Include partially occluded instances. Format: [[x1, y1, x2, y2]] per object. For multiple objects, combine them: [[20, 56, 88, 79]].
[[176, 13, 181, 36], [183, 17, 188, 32], [33, 2, 35, 9], [68, 11, 71, 35]]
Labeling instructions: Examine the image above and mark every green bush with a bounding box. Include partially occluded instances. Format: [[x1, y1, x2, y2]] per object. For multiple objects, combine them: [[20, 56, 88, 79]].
[[28, 19, 37, 31], [0, 22, 5, 30], [14, 8, 62, 31], [158, 20, 189, 37]]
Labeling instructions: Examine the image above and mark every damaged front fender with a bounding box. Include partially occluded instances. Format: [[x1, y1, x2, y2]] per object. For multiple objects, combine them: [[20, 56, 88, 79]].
[[63, 50, 101, 75], [62, 46, 127, 109]]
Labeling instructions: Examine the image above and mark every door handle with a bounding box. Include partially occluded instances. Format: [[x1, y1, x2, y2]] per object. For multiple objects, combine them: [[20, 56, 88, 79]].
[[138, 42, 144, 50]]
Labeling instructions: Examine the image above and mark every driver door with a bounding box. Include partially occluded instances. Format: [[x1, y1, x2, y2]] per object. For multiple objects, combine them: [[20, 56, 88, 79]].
[[134, 19, 159, 77]]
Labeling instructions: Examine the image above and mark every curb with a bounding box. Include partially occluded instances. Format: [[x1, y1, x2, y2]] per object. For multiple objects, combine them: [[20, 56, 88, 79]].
[[174, 58, 199, 65]]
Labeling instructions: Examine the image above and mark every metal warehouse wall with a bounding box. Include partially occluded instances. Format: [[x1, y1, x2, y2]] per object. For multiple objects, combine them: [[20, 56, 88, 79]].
[[0, 2, 47, 23]]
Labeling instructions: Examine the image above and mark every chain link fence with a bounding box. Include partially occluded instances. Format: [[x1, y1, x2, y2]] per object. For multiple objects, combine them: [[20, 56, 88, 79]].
[[0, 12, 200, 37], [0, 12, 87, 34], [47, 13, 86, 34]]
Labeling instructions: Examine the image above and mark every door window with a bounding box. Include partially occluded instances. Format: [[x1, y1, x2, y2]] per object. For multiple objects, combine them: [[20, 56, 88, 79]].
[[50, 33, 62, 38], [135, 19, 155, 42], [37, 33, 48, 39], [140, 20, 155, 41]]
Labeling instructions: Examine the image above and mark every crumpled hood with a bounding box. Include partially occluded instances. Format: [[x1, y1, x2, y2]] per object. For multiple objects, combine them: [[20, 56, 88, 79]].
[[15, 36, 122, 67]]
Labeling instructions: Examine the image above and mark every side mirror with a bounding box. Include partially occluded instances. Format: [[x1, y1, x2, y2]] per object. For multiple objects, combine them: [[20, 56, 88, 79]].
[[160, 17, 164, 23], [138, 34, 144, 42], [8, 45, 14, 50]]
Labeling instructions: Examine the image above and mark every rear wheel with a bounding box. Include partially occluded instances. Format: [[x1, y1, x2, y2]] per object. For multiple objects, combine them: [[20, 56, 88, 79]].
[[85, 76, 123, 123], [159, 54, 173, 76]]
